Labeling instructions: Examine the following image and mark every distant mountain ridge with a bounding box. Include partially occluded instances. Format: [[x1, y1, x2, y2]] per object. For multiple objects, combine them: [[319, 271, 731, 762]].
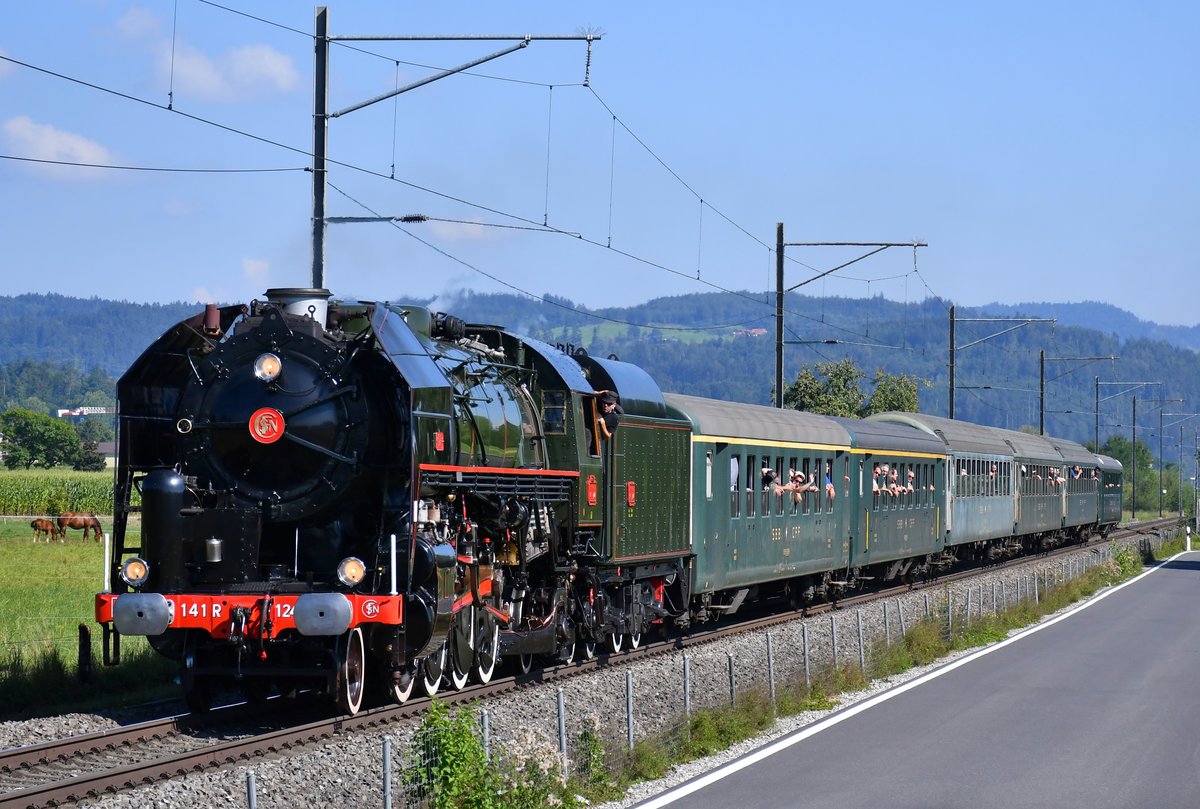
[[2, 291, 1197, 449], [974, 300, 1200, 352]]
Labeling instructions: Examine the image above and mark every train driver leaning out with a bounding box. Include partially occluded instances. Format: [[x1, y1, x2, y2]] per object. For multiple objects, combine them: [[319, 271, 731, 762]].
[[594, 390, 621, 440]]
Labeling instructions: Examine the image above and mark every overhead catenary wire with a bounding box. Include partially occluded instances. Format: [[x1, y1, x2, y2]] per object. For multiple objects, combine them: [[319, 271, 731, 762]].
[[328, 182, 774, 334], [0, 155, 305, 174], [0, 10, 945, 346], [179, 3, 927, 306]]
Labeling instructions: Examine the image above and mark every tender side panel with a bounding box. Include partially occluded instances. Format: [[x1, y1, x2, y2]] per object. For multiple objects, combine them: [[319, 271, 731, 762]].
[[609, 419, 692, 561]]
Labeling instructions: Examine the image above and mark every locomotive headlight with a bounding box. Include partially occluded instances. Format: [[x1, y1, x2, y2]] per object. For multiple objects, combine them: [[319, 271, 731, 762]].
[[119, 557, 151, 587], [253, 352, 283, 382], [337, 557, 367, 587]]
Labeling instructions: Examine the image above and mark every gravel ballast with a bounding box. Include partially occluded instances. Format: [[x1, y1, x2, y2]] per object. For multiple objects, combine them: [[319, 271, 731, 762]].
[[0, 542, 1143, 808]]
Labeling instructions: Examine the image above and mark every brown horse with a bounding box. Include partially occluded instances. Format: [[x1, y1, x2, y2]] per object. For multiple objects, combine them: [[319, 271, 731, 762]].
[[57, 511, 103, 541], [31, 518, 61, 543]]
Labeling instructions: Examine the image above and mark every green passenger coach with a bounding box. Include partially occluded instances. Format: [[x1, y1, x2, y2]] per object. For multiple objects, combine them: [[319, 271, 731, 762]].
[[665, 393, 856, 614]]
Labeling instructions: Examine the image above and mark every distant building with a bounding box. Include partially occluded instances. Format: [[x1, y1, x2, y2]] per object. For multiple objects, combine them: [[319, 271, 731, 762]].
[[57, 406, 116, 418], [733, 328, 768, 337]]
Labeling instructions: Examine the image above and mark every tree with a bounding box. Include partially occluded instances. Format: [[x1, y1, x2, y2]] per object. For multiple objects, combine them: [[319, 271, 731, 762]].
[[73, 439, 107, 471], [785, 359, 929, 418], [0, 408, 82, 469], [864, 369, 927, 415], [75, 415, 114, 445], [1101, 435, 1158, 513], [784, 359, 866, 417]]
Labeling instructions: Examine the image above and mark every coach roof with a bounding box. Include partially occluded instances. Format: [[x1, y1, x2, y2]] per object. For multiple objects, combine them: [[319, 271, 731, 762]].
[[826, 416, 948, 455], [867, 412, 1014, 456], [664, 394, 851, 447]]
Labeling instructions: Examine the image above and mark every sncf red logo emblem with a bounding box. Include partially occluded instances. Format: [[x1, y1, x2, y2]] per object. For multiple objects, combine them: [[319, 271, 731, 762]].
[[248, 407, 285, 444]]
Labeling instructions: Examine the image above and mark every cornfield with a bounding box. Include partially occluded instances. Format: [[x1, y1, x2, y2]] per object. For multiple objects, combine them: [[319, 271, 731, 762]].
[[0, 470, 133, 515]]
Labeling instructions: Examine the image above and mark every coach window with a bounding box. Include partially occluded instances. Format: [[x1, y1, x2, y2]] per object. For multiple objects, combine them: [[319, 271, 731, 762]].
[[788, 456, 799, 516], [705, 451, 713, 501], [746, 455, 756, 517], [730, 455, 740, 517], [775, 455, 785, 515]]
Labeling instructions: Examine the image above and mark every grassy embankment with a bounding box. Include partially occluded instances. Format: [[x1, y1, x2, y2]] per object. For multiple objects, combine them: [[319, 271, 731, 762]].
[[408, 531, 1183, 808]]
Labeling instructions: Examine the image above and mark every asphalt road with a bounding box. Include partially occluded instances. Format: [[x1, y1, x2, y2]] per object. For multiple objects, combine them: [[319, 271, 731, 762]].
[[636, 554, 1200, 809]]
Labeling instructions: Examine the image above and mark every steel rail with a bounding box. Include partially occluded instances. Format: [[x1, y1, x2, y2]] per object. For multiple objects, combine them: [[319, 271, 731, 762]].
[[1, 517, 1183, 808]]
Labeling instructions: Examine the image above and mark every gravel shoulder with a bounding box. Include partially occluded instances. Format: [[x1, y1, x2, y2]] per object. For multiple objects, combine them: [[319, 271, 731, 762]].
[[0, 545, 1132, 808]]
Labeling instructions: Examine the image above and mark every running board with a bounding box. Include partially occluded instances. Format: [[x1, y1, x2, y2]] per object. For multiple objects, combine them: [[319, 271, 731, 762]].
[[709, 588, 750, 614]]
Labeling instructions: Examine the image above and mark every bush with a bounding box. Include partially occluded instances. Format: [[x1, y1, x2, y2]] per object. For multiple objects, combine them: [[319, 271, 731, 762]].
[[407, 701, 495, 809]]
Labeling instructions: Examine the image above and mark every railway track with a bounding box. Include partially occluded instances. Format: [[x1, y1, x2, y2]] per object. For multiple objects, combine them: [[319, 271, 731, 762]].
[[0, 517, 1182, 809]]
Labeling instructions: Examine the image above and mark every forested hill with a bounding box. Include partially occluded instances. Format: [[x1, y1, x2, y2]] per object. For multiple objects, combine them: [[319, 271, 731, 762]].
[[0, 294, 199, 375], [2, 290, 1197, 448]]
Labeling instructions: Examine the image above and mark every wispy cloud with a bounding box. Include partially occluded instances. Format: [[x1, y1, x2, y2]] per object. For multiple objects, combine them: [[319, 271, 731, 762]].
[[115, 7, 162, 40], [156, 40, 299, 103], [191, 286, 218, 305], [191, 258, 271, 305], [2, 116, 114, 180], [242, 258, 270, 291], [162, 198, 193, 217], [114, 6, 298, 103]]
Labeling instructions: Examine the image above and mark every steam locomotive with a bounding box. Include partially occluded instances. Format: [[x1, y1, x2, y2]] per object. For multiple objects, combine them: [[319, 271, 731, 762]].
[[95, 288, 1122, 714]]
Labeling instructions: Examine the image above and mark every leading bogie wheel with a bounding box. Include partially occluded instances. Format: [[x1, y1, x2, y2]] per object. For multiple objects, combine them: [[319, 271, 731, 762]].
[[422, 642, 447, 696], [556, 619, 576, 662], [335, 627, 366, 716], [517, 652, 534, 675], [388, 666, 415, 705], [472, 612, 500, 684], [578, 639, 597, 661], [628, 631, 642, 650], [608, 633, 624, 653], [449, 644, 470, 690]]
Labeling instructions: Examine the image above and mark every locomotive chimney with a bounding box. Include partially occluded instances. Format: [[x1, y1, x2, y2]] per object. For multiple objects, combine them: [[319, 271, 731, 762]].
[[264, 288, 333, 328]]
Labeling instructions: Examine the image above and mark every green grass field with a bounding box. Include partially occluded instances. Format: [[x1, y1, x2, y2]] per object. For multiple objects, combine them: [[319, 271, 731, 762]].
[[0, 515, 177, 719], [0, 516, 109, 657]]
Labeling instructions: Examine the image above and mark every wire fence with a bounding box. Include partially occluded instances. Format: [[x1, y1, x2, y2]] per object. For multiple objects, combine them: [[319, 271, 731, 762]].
[[224, 536, 1168, 808]]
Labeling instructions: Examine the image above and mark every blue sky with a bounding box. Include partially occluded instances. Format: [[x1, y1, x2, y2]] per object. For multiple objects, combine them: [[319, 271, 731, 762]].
[[1, 2, 1197, 326]]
